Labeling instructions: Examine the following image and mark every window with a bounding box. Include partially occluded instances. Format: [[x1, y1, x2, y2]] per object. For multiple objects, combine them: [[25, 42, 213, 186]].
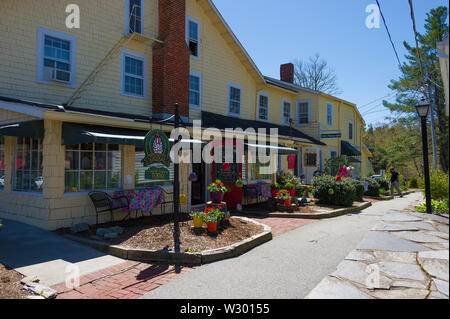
[[297, 100, 310, 125], [258, 93, 269, 121], [326, 102, 333, 126], [135, 146, 174, 187], [13, 138, 43, 192], [65, 143, 122, 193], [330, 150, 338, 159], [121, 51, 146, 98], [277, 154, 283, 172], [126, 0, 143, 34], [37, 27, 76, 87], [189, 71, 202, 109], [249, 160, 272, 181], [186, 17, 199, 58], [0, 136, 5, 191], [304, 153, 317, 167], [348, 120, 354, 140], [282, 99, 291, 124], [228, 83, 242, 116]]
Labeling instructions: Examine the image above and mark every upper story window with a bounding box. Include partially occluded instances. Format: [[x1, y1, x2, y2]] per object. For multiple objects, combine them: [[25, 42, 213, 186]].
[[37, 27, 76, 87], [258, 93, 269, 121], [189, 71, 202, 109], [121, 50, 146, 98], [228, 83, 242, 116], [126, 0, 143, 34], [65, 143, 122, 193], [186, 17, 200, 59], [282, 99, 291, 124], [13, 138, 43, 193], [348, 120, 354, 140], [296, 100, 311, 125], [326, 102, 333, 126]]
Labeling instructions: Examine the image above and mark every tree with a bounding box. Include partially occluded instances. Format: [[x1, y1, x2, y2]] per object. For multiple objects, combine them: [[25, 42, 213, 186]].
[[383, 7, 449, 172], [293, 53, 342, 96]]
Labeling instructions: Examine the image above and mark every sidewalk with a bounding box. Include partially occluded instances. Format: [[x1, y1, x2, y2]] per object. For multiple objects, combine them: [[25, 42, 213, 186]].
[[306, 210, 449, 299]]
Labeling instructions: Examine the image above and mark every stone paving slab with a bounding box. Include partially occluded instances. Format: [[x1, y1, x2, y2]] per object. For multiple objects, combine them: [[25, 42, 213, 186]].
[[306, 211, 449, 299]]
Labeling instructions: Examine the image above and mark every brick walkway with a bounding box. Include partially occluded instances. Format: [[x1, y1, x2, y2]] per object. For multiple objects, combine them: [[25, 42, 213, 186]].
[[52, 261, 196, 299], [250, 216, 317, 236]]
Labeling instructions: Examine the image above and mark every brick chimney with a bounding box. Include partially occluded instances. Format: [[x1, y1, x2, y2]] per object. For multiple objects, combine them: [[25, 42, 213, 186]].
[[280, 63, 294, 84], [152, 0, 190, 121]]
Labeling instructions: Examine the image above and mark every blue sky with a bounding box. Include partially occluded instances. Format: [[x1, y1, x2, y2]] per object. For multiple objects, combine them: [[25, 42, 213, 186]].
[[212, 0, 449, 127]]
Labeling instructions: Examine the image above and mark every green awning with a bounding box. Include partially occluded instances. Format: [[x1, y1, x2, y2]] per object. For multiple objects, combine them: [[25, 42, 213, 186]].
[[0, 120, 44, 138], [62, 123, 205, 148], [341, 141, 361, 156], [348, 157, 361, 163], [244, 142, 298, 155]]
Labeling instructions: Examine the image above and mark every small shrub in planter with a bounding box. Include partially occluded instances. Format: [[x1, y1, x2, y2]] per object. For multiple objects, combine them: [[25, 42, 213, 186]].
[[343, 178, 365, 202], [362, 178, 381, 197], [311, 175, 356, 207]]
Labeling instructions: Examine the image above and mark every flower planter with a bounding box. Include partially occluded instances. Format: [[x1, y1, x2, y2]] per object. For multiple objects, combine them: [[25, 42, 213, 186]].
[[284, 199, 292, 206], [288, 189, 296, 197], [270, 189, 279, 198], [277, 199, 284, 205], [206, 221, 218, 232], [193, 216, 204, 228], [210, 192, 224, 203]]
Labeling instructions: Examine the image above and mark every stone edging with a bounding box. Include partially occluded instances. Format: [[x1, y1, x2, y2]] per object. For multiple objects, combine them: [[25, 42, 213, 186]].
[[365, 190, 416, 201], [244, 201, 372, 220], [64, 217, 272, 265]]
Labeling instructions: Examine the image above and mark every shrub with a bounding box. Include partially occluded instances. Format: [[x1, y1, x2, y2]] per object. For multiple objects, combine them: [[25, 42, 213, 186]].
[[312, 175, 356, 207], [409, 177, 418, 189], [362, 178, 381, 197], [276, 171, 304, 197], [418, 170, 449, 201], [343, 178, 365, 202], [376, 178, 389, 191], [415, 199, 449, 214]]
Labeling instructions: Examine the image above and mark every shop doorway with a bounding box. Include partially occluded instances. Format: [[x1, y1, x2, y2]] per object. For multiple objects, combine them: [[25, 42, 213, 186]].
[[191, 162, 206, 206]]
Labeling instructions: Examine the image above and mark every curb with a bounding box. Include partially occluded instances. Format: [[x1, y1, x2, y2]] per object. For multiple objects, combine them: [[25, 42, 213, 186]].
[[365, 190, 416, 201], [64, 217, 272, 265], [242, 201, 372, 220]]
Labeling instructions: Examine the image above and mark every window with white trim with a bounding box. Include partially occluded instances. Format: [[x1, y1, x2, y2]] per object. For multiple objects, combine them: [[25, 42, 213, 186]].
[[65, 143, 122, 193], [282, 100, 291, 124], [228, 84, 241, 116], [0, 136, 5, 191], [127, 0, 143, 34], [297, 100, 310, 125], [121, 51, 146, 97], [258, 93, 269, 121], [187, 17, 199, 58], [348, 120, 354, 140], [13, 138, 43, 193], [189, 71, 201, 109], [326, 102, 333, 126], [37, 28, 76, 87]]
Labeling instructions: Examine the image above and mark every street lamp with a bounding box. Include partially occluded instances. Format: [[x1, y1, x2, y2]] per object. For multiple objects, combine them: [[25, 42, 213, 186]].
[[415, 98, 432, 214]]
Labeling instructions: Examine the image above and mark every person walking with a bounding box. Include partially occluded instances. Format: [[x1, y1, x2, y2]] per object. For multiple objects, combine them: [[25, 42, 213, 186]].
[[389, 167, 403, 198]]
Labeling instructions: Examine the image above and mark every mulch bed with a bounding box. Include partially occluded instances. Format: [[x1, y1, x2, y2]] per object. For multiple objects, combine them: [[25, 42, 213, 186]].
[[0, 263, 28, 299], [59, 214, 264, 253]]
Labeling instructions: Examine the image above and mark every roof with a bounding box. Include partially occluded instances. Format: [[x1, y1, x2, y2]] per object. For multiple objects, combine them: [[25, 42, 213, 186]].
[[201, 111, 326, 146]]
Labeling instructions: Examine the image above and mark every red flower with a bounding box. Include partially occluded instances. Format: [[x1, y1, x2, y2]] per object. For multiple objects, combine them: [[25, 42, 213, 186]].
[[218, 206, 222, 210]]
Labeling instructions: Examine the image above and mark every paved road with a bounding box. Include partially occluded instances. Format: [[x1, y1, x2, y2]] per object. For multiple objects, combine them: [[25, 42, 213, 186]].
[[141, 192, 423, 299]]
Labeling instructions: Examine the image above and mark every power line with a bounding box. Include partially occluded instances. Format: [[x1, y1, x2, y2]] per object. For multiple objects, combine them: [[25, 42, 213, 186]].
[[358, 93, 396, 110], [376, 0, 403, 69]]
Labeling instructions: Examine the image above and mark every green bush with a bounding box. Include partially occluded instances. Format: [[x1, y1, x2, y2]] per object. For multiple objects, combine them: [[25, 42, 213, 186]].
[[418, 170, 449, 201], [379, 188, 387, 196], [409, 177, 418, 189], [277, 171, 304, 198], [343, 178, 365, 202], [415, 199, 449, 214], [362, 178, 381, 197], [312, 175, 355, 207], [376, 178, 389, 191]]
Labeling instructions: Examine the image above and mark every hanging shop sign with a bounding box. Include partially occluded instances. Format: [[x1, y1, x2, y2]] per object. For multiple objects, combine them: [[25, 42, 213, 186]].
[[320, 133, 342, 139], [142, 129, 171, 180]]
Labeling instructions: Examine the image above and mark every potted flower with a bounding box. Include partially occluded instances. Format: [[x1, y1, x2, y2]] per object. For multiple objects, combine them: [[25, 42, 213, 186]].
[[285, 182, 295, 197], [189, 210, 205, 228], [276, 190, 292, 206], [270, 183, 280, 198], [235, 178, 244, 188], [203, 207, 222, 232], [207, 179, 230, 203]]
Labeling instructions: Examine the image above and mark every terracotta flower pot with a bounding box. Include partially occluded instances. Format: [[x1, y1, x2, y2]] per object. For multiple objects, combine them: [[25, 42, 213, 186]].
[[193, 216, 204, 228], [285, 199, 292, 206], [206, 221, 218, 232], [210, 192, 224, 203], [288, 189, 296, 197]]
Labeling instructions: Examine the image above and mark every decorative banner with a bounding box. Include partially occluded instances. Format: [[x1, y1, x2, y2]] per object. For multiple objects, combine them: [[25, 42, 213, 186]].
[[145, 166, 170, 180], [142, 129, 171, 168]]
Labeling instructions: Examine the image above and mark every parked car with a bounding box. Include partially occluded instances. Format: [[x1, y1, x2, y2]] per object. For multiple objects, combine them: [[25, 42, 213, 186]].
[[369, 175, 383, 179], [34, 176, 43, 190]]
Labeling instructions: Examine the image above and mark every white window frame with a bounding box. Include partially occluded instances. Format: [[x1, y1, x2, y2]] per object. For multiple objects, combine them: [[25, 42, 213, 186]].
[[329, 149, 338, 159], [348, 120, 354, 140], [189, 70, 202, 109], [282, 98, 292, 125], [120, 50, 147, 98], [186, 16, 200, 60], [227, 82, 242, 117], [257, 92, 269, 122], [125, 0, 144, 35], [36, 27, 76, 88], [326, 102, 333, 127], [296, 99, 311, 126]]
